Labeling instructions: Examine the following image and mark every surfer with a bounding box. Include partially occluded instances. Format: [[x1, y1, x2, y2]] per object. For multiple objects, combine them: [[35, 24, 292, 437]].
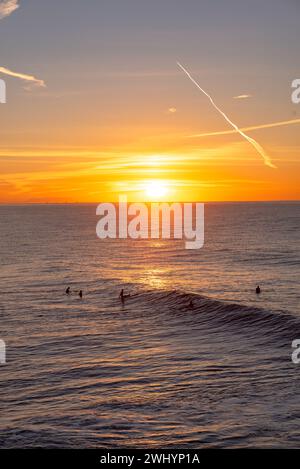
[[119, 289, 130, 303], [256, 285, 261, 294], [66, 286, 70, 295], [79, 290, 83, 298]]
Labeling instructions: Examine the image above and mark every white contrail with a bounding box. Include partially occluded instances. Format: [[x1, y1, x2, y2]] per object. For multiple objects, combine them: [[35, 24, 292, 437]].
[[177, 61, 276, 169], [189, 118, 300, 138]]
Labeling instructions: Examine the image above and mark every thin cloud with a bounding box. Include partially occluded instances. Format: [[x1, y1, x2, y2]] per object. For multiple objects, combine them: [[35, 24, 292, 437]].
[[233, 94, 252, 99], [0, 0, 19, 20], [189, 118, 300, 138], [0, 66, 46, 88]]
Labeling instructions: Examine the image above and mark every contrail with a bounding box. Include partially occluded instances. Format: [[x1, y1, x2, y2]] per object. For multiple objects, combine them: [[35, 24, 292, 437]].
[[177, 61, 276, 169], [189, 118, 300, 138]]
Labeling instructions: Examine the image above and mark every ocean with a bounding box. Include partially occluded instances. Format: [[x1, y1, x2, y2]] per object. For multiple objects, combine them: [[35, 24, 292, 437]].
[[0, 202, 299, 448]]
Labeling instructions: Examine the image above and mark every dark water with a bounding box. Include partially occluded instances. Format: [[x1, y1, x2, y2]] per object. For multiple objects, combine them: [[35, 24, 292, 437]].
[[0, 202, 299, 448]]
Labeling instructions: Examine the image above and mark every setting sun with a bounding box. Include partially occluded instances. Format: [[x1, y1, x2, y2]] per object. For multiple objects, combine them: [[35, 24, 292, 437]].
[[145, 181, 169, 200]]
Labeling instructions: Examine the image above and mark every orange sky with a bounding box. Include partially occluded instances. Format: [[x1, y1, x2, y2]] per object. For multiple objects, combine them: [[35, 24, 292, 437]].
[[0, 1, 299, 203]]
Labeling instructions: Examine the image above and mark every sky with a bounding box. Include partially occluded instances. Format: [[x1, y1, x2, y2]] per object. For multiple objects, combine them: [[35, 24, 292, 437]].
[[0, 0, 299, 202]]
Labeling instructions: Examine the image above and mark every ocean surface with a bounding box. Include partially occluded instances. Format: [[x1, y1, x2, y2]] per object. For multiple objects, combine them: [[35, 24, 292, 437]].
[[0, 202, 299, 448]]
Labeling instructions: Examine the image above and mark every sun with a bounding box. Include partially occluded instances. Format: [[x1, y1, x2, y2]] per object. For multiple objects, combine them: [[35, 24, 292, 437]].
[[145, 181, 169, 200]]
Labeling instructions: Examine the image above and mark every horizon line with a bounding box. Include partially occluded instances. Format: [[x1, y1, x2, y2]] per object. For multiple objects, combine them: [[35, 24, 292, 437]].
[[0, 199, 299, 205]]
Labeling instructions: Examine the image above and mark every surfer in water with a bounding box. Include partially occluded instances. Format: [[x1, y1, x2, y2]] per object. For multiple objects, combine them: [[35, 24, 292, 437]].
[[256, 285, 261, 294], [66, 286, 71, 295], [119, 289, 130, 303], [79, 290, 83, 298]]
